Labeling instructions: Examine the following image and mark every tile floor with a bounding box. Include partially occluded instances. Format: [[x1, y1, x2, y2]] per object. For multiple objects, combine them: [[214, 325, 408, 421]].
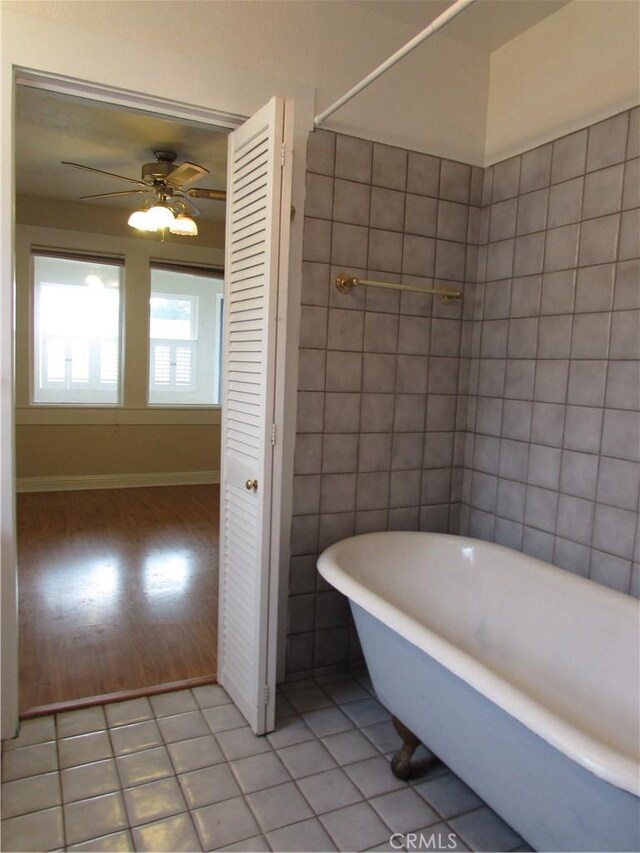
[[1, 673, 530, 852]]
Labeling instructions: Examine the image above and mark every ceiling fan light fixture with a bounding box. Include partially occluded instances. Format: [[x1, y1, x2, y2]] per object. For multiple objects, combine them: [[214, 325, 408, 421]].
[[127, 209, 154, 231], [169, 214, 198, 236], [145, 203, 175, 230]]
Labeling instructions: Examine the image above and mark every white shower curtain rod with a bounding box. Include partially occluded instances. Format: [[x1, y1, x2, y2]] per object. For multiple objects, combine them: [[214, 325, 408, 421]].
[[314, 0, 477, 127]]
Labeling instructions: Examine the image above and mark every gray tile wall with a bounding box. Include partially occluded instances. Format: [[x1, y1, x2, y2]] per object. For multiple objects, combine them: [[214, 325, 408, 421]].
[[289, 107, 639, 678], [289, 130, 482, 676], [461, 106, 640, 597]]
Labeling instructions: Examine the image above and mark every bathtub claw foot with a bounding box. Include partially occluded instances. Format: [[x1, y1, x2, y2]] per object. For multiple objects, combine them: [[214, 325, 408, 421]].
[[390, 716, 421, 780]]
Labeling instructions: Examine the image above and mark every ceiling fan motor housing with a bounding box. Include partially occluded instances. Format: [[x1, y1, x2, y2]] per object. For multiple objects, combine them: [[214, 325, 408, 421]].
[[142, 151, 178, 183]]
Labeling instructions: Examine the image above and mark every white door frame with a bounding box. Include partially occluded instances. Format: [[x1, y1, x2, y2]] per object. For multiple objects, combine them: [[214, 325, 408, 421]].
[[1, 67, 302, 737]]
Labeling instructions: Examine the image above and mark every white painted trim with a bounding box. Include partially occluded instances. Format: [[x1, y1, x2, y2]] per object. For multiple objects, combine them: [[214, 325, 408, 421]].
[[265, 98, 295, 723], [16, 406, 222, 426], [14, 68, 247, 131], [0, 43, 18, 739], [273, 100, 296, 686], [17, 470, 220, 493]]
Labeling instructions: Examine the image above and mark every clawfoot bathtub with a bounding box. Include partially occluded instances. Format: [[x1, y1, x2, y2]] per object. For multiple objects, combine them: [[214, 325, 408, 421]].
[[318, 531, 640, 852]]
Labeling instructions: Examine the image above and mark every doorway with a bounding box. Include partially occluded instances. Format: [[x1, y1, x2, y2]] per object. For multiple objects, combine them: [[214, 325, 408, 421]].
[[13, 83, 232, 712]]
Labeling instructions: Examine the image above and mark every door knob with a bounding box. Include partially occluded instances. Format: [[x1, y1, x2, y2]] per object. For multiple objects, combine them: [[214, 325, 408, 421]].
[[245, 479, 258, 491]]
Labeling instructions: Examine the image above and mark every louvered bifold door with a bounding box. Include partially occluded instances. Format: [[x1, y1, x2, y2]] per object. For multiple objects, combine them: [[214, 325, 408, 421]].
[[218, 97, 291, 734]]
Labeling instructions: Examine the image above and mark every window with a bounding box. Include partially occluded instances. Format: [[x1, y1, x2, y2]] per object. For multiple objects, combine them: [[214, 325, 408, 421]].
[[33, 253, 122, 405], [148, 265, 223, 405]]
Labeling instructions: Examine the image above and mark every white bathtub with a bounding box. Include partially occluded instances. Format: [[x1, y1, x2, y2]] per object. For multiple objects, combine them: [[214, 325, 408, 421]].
[[317, 531, 640, 852]]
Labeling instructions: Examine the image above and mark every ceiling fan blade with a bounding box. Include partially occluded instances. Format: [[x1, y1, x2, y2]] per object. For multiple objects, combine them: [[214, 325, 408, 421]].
[[165, 161, 209, 189], [79, 189, 151, 201], [62, 161, 148, 187], [186, 187, 227, 202], [80, 189, 151, 201], [175, 193, 202, 216]]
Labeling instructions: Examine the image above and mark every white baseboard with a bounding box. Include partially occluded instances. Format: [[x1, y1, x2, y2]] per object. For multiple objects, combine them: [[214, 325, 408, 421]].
[[17, 470, 221, 493]]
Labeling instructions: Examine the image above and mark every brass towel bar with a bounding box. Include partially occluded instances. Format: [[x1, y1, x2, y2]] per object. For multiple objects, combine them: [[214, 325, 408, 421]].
[[335, 273, 462, 305]]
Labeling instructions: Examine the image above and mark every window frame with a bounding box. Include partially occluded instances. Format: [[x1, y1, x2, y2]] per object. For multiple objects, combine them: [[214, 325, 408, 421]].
[[30, 249, 125, 407], [147, 261, 224, 408]]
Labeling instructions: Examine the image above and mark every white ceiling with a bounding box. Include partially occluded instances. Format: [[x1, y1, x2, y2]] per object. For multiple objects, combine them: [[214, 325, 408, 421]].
[[15, 86, 229, 222], [351, 0, 571, 52]]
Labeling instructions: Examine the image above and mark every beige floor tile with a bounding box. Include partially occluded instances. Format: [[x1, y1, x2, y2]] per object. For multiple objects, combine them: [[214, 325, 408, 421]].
[[64, 791, 128, 846], [132, 812, 202, 852], [1, 771, 61, 819], [1, 805, 63, 852], [61, 759, 120, 803]]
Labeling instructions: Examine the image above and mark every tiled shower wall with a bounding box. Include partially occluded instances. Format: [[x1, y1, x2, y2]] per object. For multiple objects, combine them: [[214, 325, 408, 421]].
[[287, 107, 639, 677], [288, 130, 482, 675], [461, 106, 640, 596]]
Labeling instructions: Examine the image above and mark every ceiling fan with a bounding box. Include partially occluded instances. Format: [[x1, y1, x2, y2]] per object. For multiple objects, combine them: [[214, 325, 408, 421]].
[[62, 150, 226, 210], [62, 151, 226, 236]]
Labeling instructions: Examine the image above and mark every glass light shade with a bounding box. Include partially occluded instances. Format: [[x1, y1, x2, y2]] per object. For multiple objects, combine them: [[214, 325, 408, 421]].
[[169, 214, 198, 236], [128, 209, 154, 231], [145, 204, 175, 230]]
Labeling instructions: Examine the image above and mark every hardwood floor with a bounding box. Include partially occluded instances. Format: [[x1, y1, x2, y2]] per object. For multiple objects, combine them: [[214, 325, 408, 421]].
[[17, 485, 219, 711]]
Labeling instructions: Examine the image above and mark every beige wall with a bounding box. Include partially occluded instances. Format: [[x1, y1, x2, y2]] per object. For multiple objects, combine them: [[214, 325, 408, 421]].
[[17, 424, 220, 480], [485, 0, 640, 164], [15, 199, 223, 486]]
